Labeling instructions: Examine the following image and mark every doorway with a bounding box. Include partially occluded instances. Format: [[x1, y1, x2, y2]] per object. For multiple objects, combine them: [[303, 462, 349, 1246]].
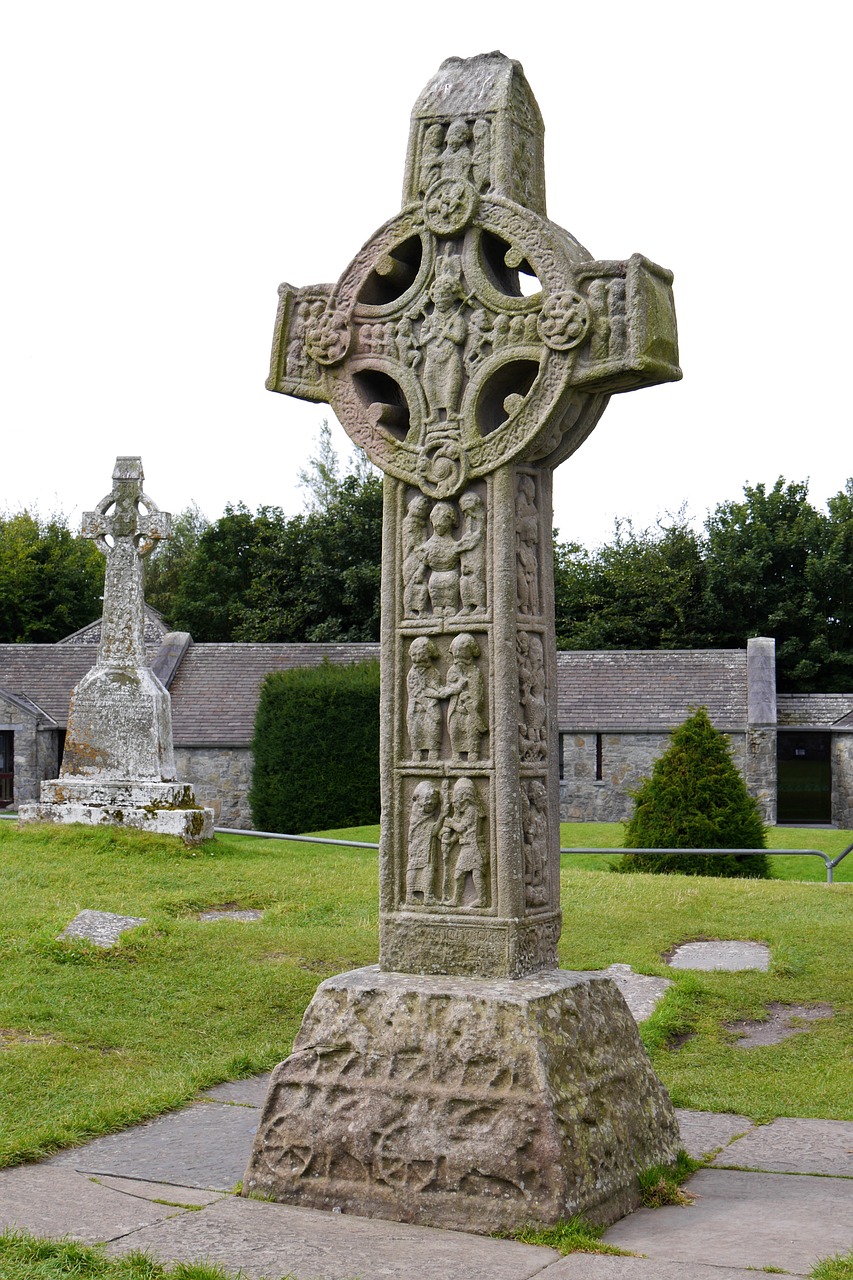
[[777, 731, 832, 823]]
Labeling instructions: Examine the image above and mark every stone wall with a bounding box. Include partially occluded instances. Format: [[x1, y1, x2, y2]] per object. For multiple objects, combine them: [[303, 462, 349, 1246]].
[[559, 730, 749, 825], [745, 728, 777, 824], [0, 696, 63, 805], [831, 735, 853, 829], [173, 746, 253, 828]]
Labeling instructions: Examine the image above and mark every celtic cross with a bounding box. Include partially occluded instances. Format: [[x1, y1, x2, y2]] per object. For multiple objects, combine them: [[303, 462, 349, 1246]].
[[81, 457, 171, 670], [267, 53, 680, 978]]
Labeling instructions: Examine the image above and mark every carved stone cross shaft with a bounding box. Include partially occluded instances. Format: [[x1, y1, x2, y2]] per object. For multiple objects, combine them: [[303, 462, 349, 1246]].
[[81, 456, 171, 670], [268, 53, 680, 978]]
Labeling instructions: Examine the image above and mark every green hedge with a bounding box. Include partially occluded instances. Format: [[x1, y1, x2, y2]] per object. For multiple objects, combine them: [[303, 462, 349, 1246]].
[[249, 659, 380, 833], [620, 706, 770, 878]]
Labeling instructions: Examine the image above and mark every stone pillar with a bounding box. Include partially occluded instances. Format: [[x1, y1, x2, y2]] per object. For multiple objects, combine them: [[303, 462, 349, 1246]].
[[245, 52, 683, 1231], [19, 458, 213, 844], [746, 636, 777, 824]]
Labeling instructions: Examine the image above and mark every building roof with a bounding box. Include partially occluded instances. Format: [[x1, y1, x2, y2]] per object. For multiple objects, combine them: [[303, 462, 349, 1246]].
[[57, 604, 168, 647], [777, 694, 853, 728], [556, 649, 748, 730], [168, 643, 380, 745], [0, 642, 163, 726]]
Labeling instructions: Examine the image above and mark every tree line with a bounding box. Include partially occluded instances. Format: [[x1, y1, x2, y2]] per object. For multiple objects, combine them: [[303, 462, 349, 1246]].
[[2, 441, 852, 693]]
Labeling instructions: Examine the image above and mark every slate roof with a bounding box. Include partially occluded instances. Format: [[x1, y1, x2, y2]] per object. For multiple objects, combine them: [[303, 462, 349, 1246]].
[[777, 694, 853, 727], [168, 643, 380, 745], [57, 605, 168, 647], [0, 643, 164, 726], [556, 649, 748, 731]]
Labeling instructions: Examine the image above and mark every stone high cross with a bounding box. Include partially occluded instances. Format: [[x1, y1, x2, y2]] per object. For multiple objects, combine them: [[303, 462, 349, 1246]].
[[81, 457, 171, 670], [247, 53, 681, 1232], [20, 457, 214, 843], [268, 53, 680, 980]]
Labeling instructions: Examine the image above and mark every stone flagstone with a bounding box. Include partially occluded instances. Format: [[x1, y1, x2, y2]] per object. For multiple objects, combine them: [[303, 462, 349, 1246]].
[[245, 51, 682, 1234], [58, 910, 147, 948], [19, 457, 214, 845]]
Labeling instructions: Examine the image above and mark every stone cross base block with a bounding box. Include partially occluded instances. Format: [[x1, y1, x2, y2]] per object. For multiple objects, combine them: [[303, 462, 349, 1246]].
[[19, 780, 213, 845], [243, 965, 680, 1233]]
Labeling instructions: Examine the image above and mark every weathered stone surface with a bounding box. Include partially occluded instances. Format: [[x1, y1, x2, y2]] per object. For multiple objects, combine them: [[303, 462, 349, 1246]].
[[58, 909, 146, 947], [0, 1165, 182, 1242], [675, 1109, 753, 1159], [198, 909, 263, 922], [265, 51, 679, 981], [715, 1116, 853, 1176], [598, 963, 671, 1022], [255, 51, 680, 1231], [666, 941, 770, 971], [603, 1168, 853, 1274], [19, 457, 214, 844], [244, 966, 680, 1233]]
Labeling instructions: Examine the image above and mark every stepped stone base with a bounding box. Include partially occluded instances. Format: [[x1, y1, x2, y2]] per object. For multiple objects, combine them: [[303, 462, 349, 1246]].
[[243, 965, 680, 1234], [19, 780, 213, 845]]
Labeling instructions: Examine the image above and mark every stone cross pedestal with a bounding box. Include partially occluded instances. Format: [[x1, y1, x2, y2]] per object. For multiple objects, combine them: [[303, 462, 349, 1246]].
[[19, 457, 213, 844], [245, 53, 681, 1230]]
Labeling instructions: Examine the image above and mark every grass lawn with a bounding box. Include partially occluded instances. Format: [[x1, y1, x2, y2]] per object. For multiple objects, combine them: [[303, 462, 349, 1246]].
[[0, 819, 850, 1171]]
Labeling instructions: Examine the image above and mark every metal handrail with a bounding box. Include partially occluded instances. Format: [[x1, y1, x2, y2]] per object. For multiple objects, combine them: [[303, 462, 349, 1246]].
[[2, 813, 850, 882], [559, 845, 853, 884]]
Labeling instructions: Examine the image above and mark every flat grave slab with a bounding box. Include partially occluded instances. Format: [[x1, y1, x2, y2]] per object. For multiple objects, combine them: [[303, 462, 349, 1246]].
[[725, 1001, 834, 1047], [545, 1257, 777, 1279], [94, 1175, 226, 1206], [715, 1116, 853, 1176], [666, 941, 770, 971], [58, 910, 146, 948], [0, 1165, 182, 1243], [198, 909, 263, 922], [199, 1073, 271, 1106], [603, 1168, 853, 1275], [104, 1193, 559, 1280], [599, 963, 672, 1022], [48, 1099, 258, 1190], [674, 1109, 754, 1159]]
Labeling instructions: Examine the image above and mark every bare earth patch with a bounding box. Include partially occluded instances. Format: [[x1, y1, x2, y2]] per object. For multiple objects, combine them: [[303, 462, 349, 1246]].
[[725, 1002, 835, 1048]]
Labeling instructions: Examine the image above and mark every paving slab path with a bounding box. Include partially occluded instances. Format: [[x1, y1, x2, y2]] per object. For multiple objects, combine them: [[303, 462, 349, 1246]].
[[1, 1074, 850, 1280]]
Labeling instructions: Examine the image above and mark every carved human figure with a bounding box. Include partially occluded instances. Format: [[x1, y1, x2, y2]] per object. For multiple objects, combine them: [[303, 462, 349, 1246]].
[[406, 636, 444, 760], [463, 308, 491, 375], [395, 314, 421, 370], [472, 118, 491, 191], [518, 631, 547, 760], [442, 633, 488, 762], [441, 118, 474, 183], [457, 491, 486, 614], [515, 475, 540, 615], [441, 777, 487, 907], [406, 781, 443, 904], [521, 779, 548, 907], [402, 495, 431, 618], [422, 502, 462, 614], [420, 276, 467, 422], [420, 123, 445, 194]]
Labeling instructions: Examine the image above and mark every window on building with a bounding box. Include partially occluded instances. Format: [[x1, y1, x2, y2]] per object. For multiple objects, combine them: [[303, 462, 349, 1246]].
[[595, 732, 603, 781], [0, 731, 13, 808]]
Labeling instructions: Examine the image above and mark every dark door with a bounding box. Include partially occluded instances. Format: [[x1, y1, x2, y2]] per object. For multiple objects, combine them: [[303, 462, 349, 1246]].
[[0, 731, 13, 808], [777, 731, 832, 823]]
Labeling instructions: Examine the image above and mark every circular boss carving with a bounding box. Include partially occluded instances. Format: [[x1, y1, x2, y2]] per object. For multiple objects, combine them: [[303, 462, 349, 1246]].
[[536, 291, 591, 351], [305, 305, 351, 366], [423, 178, 479, 237]]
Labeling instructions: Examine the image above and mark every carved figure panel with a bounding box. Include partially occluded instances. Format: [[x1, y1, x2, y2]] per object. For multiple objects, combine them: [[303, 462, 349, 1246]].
[[440, 775, 490, 908], [521, 778, 549, 908], [517, 631, 547, 761], [403, 774, 491, 912], [405, 632, 489, 763], [515, 474, 540, 616], [401, 486, 487, 621]]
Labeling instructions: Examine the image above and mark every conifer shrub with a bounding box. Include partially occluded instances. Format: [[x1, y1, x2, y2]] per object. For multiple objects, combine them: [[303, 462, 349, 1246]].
[[249, 659, 380, 833], [620, 706, 770, 877]]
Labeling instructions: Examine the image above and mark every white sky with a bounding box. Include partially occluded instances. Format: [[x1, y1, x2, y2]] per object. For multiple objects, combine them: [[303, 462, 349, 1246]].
[[3, 1, 850, 549]]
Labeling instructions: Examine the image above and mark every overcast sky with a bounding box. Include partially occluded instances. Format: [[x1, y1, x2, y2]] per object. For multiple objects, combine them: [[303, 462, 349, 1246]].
[[3, 1, 849, 549]]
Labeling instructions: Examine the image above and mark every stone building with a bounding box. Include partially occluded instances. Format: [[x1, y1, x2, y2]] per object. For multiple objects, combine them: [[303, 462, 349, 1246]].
[[3, 626, 853, 828]]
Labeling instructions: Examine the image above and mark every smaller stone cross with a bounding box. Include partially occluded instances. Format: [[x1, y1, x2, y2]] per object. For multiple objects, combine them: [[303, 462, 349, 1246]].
[[82, 457, 171, 669]]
